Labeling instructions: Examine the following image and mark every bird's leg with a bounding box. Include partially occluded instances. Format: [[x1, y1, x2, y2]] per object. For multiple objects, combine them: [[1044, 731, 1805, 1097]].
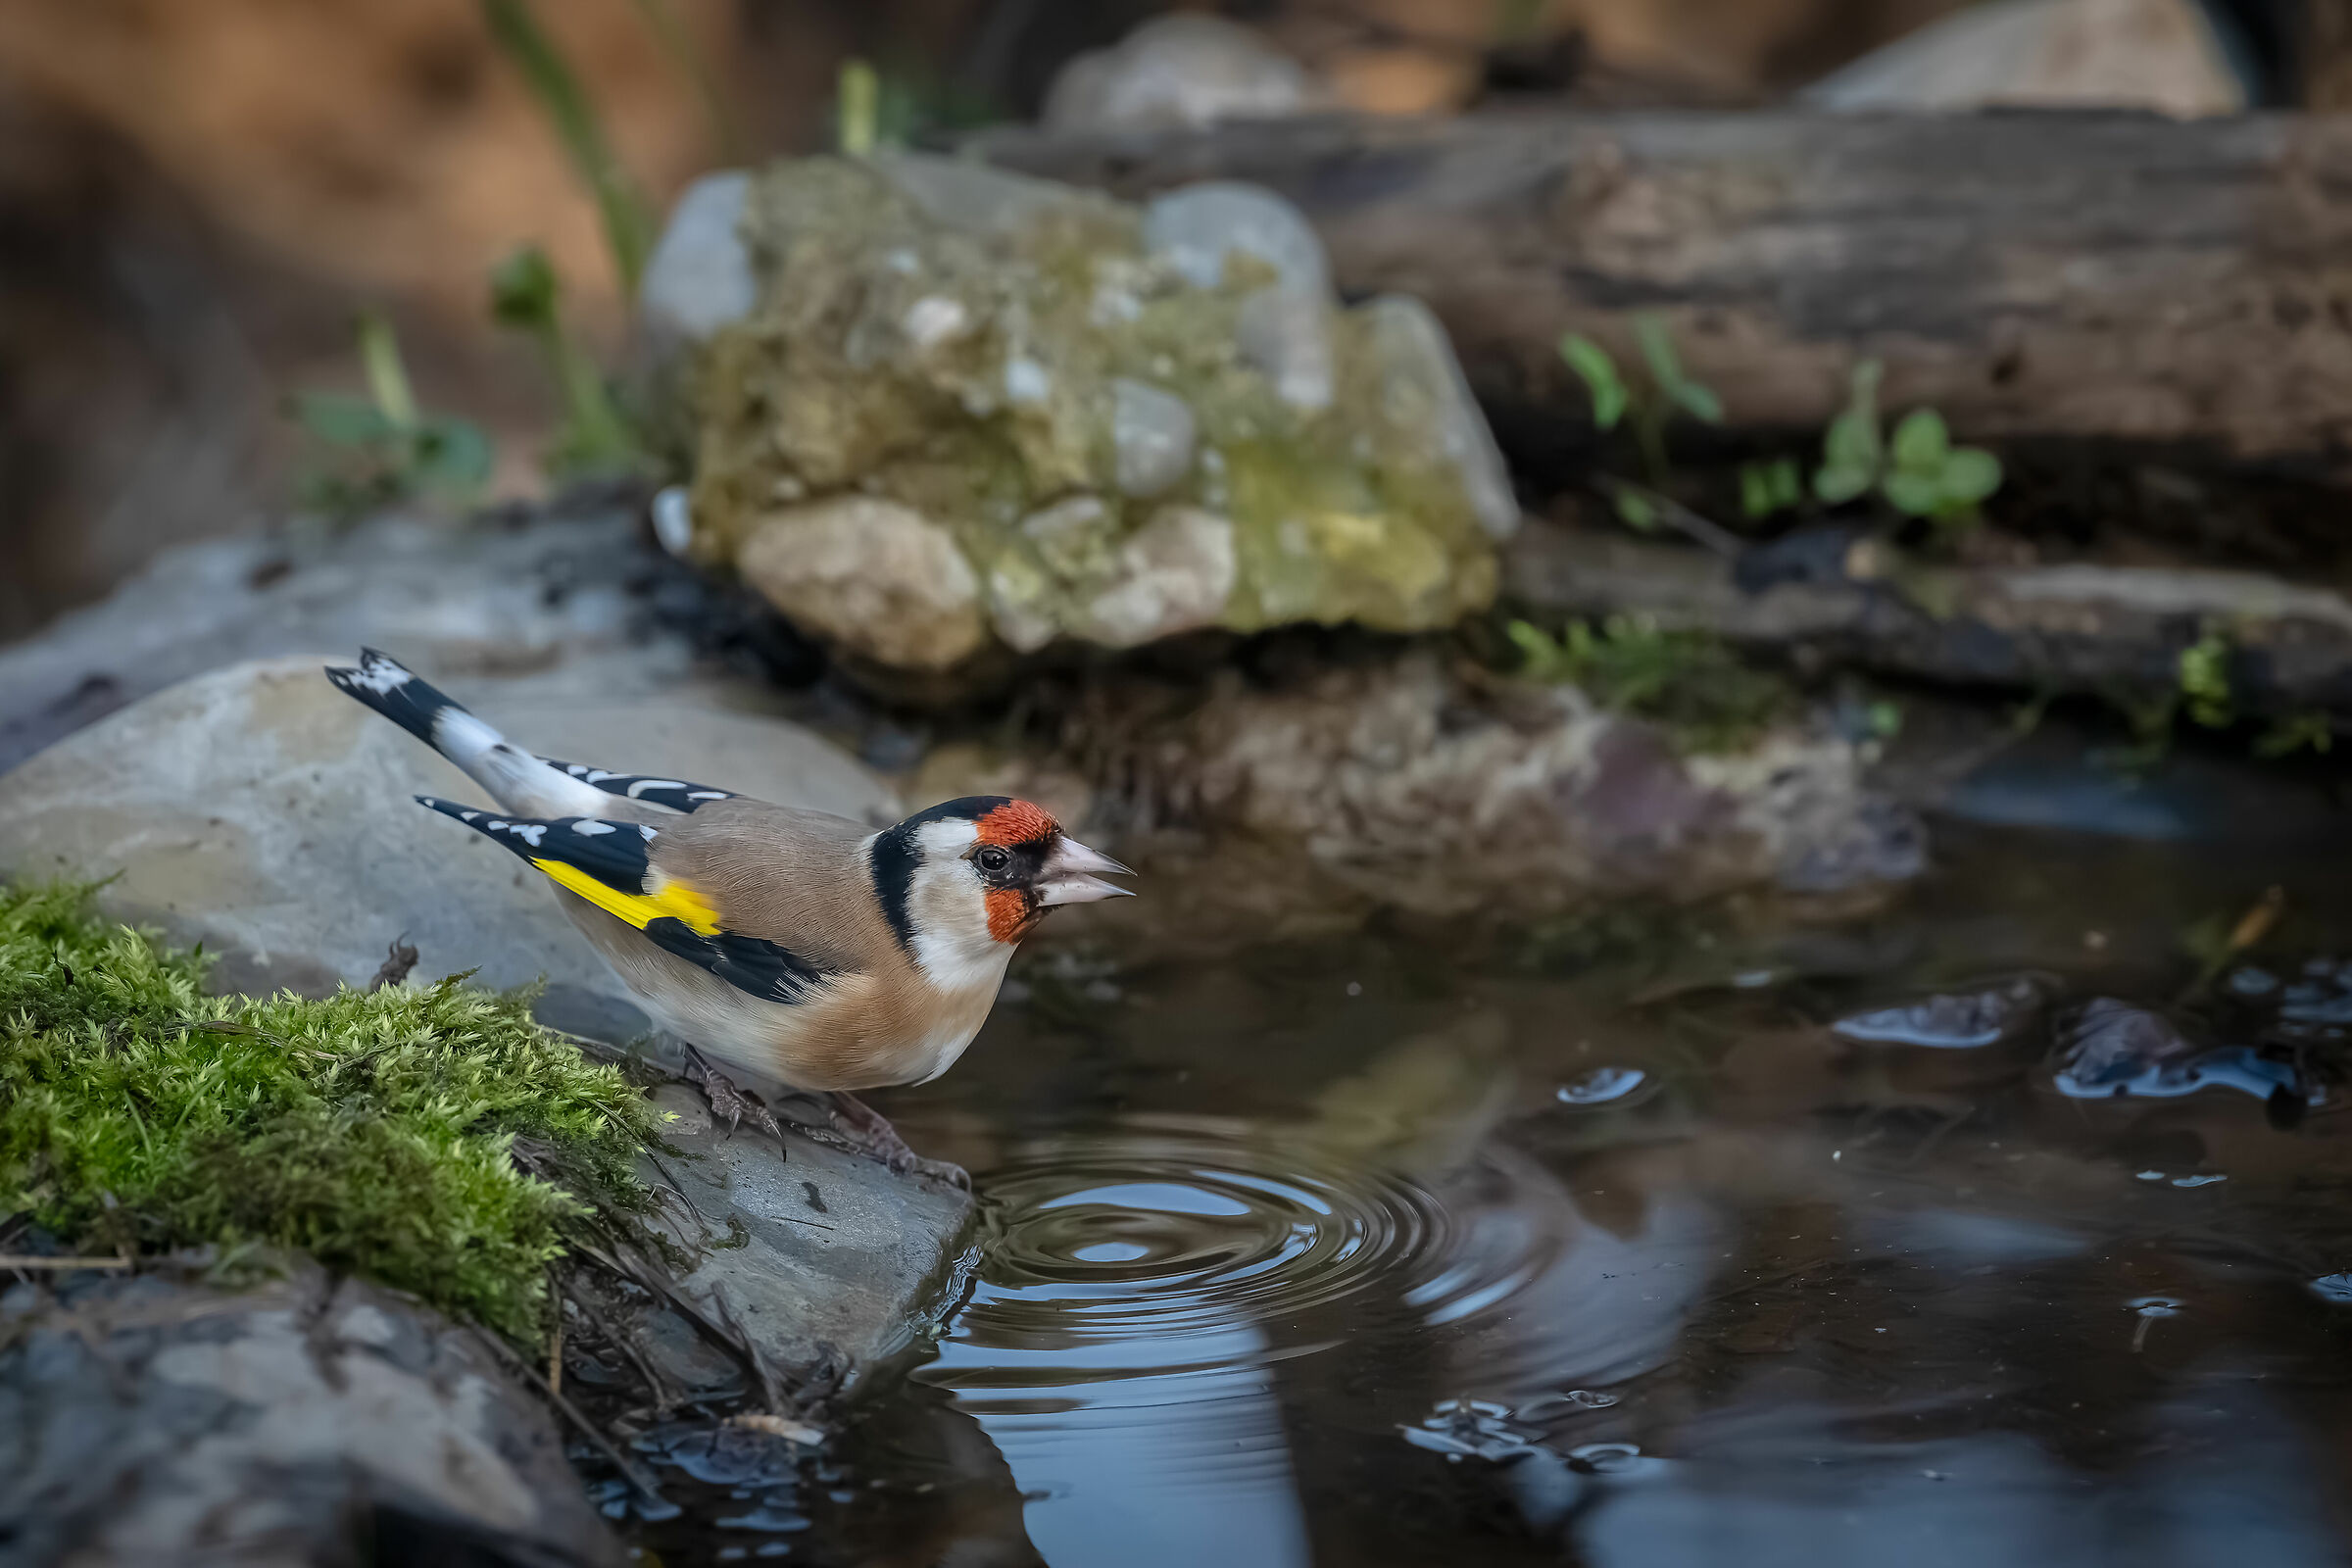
[[680, 1044, 784, 1145], [821, 1092, 969, 1192]]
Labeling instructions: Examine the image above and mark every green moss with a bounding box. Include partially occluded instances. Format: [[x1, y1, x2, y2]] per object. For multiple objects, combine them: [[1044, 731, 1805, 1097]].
[[1507, 616, 1790, 754], [0, 883, 659, 1344]]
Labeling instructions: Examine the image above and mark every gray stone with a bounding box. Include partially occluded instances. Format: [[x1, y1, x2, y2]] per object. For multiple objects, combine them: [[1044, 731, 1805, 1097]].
[[0, 655, 899, 1003], [0, 1265, 622, 1567], [1142, 180, 1331, 299], [0, 507, 685, 776], [1235, 285, 1335, 412], [734, 496, 991, 672], [1110, 378, 1199, 498], [1359, 294, 1520, 539], [638, 171, 757, 352], [1042, 14, 1329, 134], [1073, 506, 1238, 648], [638, 1083, 972, 1377], [1801, 0, 2243, 118]]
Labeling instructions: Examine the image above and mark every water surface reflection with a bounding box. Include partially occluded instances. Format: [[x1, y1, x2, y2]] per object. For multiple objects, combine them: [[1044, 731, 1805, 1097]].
[[628, 822, 2352, 1565]]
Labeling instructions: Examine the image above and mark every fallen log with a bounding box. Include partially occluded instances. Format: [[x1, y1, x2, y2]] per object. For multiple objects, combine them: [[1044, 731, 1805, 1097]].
[[982, 110, 2352, 477], [1503, 522, 2352, 718]]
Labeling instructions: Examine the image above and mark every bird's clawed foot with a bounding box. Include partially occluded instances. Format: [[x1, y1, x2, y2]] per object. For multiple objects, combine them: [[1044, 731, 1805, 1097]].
[[822, 1092, 970, 1192], [681, 1045, 785, 1146]]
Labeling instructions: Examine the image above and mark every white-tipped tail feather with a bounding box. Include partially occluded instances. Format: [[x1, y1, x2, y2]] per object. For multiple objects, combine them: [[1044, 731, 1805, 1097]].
[[322, 648, 610, 818]]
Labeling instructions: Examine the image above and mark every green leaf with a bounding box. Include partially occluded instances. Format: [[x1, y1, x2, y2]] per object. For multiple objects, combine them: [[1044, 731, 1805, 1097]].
[[1890, 408, 1950, 470], [489, 245, 561, 331], [1560, 334, 1628, 430], [1881, 468, 1942, 517], [1814, 360, 1885, 505], [1634, 315, 1683, 391], [289, 392, 395, 449], [1740, 458, 1801, 520], [413, 418, 496, 492], [1614, 488, 1660, 532], [1668, 378, 1724, 425], [1938, 447, 2003, 506]]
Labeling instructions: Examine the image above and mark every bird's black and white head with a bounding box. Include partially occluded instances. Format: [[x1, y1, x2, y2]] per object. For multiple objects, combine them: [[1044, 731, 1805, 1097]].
[[868, 796, 1132, 990]]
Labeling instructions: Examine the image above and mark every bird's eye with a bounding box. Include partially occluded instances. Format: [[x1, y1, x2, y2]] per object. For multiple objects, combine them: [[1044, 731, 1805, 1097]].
[[976, 847, 1010, 873]]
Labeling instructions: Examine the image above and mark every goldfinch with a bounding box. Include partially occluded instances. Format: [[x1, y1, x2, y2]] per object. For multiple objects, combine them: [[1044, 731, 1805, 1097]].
[[323, 649, 1131, 1179]]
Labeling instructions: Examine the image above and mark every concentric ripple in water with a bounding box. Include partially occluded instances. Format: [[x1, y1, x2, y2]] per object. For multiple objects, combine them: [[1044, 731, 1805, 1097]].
[[910, 1114, 1579, 1566], [918, 1113, 1570, 1392]]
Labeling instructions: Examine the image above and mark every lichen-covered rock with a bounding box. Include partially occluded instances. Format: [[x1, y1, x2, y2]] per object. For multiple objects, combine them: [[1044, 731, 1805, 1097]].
[[656, 153, 1515, 673], [735, 496, 990, 671]]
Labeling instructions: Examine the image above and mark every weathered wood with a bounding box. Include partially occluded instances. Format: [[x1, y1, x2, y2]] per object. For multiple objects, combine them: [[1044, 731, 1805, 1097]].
[[982, 111, 2352, 473], [1504, 522, 2352, 716]]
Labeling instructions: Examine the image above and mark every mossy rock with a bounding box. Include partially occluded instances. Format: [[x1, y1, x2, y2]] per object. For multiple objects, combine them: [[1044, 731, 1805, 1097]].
[[655, 155, 1517, 675], [0, 882, 659, 1345]]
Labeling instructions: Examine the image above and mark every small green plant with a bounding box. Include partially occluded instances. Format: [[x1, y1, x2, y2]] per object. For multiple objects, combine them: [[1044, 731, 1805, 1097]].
[[288, 311, 493, 521], [1812, 359, 2001, 526], [481, 0, 659, 292], [1740, 457, 1804, 521], [1560, 316, 1723, 506], [1883, 409, 2002, 523], [490, 246, 644, 476], [1814, 360, 1886, 506], [0, 883, 658, 1345], [838, 57, 881, 155], [2256, 711, 2334, 758], [1507, 616, 1788, 753], [2177, 629, 2234, 729]]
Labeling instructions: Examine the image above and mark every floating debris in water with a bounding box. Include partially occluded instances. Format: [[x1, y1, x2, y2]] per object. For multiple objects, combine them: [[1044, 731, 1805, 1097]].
[[1401, 1398, 1545, 1462], [1832, 975, 2051, 1049], [1566, 1442, 1644, 1474], [1556, 1066, 1648, 1105], [2226, 966, 2279, 998], [1515, 1389, 1621, 1420], [2126, 1295, 2181, 1352], [2266, 958, 2352, 1039], [2055, 1043, 2303, 1103], [2053, 1000, 2313, 1105], [2308, 1274, 2352, 1303]]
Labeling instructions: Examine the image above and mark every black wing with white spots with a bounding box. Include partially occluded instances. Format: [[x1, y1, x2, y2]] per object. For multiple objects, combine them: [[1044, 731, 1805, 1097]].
[[415, 795, 832, 1004], [533, 759, 738, 814]]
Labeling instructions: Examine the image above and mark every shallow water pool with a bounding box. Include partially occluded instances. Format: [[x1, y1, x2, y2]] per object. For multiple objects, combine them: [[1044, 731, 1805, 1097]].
[[627, 816, 2352, 1567]]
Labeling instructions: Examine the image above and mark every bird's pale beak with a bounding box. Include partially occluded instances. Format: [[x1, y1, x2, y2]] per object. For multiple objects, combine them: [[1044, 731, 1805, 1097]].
[[1036, 836, 1136, 906]]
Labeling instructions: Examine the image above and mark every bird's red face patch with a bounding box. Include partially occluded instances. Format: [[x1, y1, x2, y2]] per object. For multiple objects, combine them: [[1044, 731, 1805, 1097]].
[[985, 888, 1038, 943], [975, 799, 1057, 849]]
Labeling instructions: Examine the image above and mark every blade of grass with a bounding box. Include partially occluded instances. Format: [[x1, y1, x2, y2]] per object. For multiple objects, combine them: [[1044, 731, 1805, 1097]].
[[624, 0, 742, 163], [838, 58, 879, 156], [481, 0, 658, 292], [355, 311, 417, 429]]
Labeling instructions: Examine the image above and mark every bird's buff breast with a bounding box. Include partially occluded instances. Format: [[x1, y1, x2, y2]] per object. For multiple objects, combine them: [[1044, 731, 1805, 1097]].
[[565, 896, 1000, 1092]]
